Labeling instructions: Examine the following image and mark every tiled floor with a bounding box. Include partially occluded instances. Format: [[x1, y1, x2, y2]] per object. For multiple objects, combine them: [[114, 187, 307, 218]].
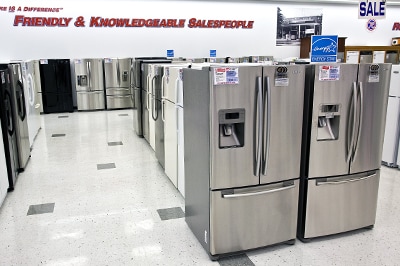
[[1, 110, 400, 265]]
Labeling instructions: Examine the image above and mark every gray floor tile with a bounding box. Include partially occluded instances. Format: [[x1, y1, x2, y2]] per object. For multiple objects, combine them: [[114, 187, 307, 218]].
[[157, 207, 185, 220], [51, 134, 66, 137], [97, 163, 116, 170], [58, 115, 69, 118], [108, 141, 123, 146], [27, 203, 55, 216], [218, 254, 254, 266], [118, 114, 129, 116]]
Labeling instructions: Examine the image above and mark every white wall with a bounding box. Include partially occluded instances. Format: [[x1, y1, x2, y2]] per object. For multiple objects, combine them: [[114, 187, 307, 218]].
[[0, 0, 398, 60]]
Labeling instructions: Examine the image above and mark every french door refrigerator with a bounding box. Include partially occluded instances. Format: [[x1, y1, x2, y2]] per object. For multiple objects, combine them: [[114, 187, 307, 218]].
[[382, 64, 400, 167], [74, 58, 105, 111], [183, 64, 305, 259], [298, 63, 391, 241], [0, 68, 19, 191], [39, 59, 74, 114], [131, 58, 169, 137], [104, 58, 133, 110], [22, 60, 42, 147]]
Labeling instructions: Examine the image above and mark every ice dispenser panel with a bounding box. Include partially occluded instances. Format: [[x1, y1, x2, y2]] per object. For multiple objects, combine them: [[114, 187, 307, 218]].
[[122, 71, 128, 82], [77, 75, 88, 86], [219, 109, 245, 148], [317, 104, 340, 141]]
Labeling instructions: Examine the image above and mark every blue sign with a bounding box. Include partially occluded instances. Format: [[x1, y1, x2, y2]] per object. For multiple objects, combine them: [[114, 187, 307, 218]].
[[167, 50, 174, 57], [210, 50, 217, 57], [310, 35, 338, 63]]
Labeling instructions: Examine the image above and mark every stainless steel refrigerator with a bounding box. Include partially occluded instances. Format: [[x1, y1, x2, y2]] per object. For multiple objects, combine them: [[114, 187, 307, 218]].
[[22, 60, 42, 147], [104, 58, 133, 110], [1, 63, 30, 172], [382, 64, 400, 167], [74, 58, 105, 111], [184, 64, 305, 259], [298, 63, 391, 241]]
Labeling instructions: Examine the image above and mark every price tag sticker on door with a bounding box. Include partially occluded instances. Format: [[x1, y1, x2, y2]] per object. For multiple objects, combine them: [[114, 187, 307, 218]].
[[213, 67, 239, 85], [319, 65, 340, 81]]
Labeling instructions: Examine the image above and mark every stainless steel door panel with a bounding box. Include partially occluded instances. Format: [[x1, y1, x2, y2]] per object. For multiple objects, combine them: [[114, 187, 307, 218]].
[[77, 91, 105, 111], [350, 63, 391, 173], [308, 64, 358, 178], [132, 87, 142, 136], [210, 180, 299, 255], [88, 59, 104, 92], [74, 59, 89, 91], [104, 58, 119, 88], [106, 95, 133, 109], [260, 65, 305, 184], [106, 88, 131, 96], [164, 99, 178, 187], [382, 97, 400, 165], [210, 66, 261, 189], [304, 171, 380, 238], [118, 58, 131, 88], [142, 88, 150, 142]]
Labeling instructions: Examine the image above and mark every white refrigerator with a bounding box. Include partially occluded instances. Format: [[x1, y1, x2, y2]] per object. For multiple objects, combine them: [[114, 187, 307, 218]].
[[382, 65, 400, 167]]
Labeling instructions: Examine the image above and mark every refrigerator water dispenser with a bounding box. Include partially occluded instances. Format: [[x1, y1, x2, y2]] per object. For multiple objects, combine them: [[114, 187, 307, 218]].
[[77, 75, 88, 86], [317, 104, 340, 141], [218, 109, 245, 148]]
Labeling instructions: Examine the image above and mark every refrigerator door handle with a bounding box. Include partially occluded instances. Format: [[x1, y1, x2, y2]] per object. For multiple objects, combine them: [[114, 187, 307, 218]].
[[346, 81, 358, 163], [147, 74, 151, 111], [316, 173, 376, 186], [117, 60, 121, 87], [352, 81, 364, 163], [87, 61, 92, 89], [161, 73, 167, 99], [254, 76, 263, 177], [222, 185, 295, 198], [152, 77, 157, 121], [262, 76, 271, 175], [175, 77, 179, 106]]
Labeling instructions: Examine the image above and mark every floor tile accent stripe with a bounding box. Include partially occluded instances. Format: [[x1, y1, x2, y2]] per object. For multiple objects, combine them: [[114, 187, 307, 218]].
[[97, 163, 116, 170], [108, 141, 123, 146], [218, 254, 255, 266], [118, 114, 129, 116], [27, 203, 55, 216], [51, 134, 66, 137], [58, 115, 69, 118], [157, 207, 185, 221]]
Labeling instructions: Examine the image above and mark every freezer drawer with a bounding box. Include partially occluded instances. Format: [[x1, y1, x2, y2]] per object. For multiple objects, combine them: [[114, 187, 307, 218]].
[[77, 91, 105, 111], [106, 95, 133, 109], [210, 180, 299, 255], [303, 170, 380, 239]]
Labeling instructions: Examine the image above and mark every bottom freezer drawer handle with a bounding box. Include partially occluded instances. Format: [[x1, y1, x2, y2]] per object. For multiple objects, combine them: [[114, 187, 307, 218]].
[[222, 185, 295, 198], [316, 173, 376, 186]]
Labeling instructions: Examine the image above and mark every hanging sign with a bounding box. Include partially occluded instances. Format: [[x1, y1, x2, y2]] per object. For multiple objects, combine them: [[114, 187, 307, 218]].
[[210, 50, 217, 57], [359, 0, 386, 19], [311, 35, 338, 63], [167, 50, 174, 57]]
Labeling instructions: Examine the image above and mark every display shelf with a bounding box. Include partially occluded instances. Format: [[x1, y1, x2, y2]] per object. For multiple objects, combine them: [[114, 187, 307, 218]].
[[344, 46, 400, 64]]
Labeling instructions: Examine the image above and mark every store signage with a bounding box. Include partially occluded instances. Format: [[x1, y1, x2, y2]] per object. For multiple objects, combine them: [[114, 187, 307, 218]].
[[210, 50, 217, 57], [2, 6, 254, 29], [393, 22, 400, 30], [167, 50, 174, 57], [310, 35, 338, 63], [358, 0, 386, 19]]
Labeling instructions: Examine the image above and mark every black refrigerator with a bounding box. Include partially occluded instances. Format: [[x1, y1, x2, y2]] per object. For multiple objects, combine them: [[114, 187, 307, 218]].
[[39, 59, 73, 113]]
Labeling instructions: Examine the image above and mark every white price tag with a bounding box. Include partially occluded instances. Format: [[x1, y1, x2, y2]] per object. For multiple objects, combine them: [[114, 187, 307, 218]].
[[104, 58, 112, 64], [213, 67, 239, 85], [40, 59, 48, 65], [275, 78, 289, 87], [368, 74, 380, 83], [319, 65, 340, 81]]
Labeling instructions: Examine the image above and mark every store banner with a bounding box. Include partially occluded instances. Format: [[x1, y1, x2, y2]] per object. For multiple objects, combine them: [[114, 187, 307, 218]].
[[358, 0, 386, 19], [1, 5, 255, 29], [310, 35, 338, 63]]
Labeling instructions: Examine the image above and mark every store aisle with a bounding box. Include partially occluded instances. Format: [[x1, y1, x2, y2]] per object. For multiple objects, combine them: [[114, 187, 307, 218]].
[[0, 110, 400, 265]]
